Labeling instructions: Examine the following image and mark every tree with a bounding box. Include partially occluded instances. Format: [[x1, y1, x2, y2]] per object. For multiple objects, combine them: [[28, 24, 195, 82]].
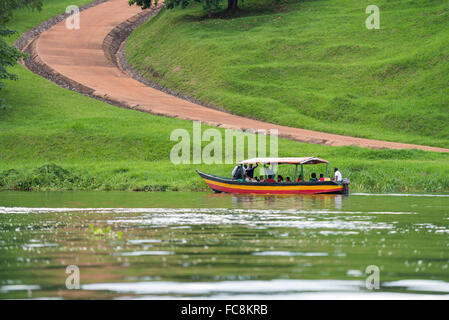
[[0, 0, 42, 23], [0, 26, 23, 81], [0, 0, 42, 107], [129, 0, 240, 14]]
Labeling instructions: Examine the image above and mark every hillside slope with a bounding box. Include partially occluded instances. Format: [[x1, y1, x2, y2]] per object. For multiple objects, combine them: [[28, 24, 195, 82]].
[[126, 0, 449, 148], [0, 0, 448, 193]]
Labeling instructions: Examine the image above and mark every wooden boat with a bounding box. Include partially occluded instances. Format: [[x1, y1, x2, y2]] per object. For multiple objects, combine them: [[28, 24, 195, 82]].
[[196, 157, 350, 195]]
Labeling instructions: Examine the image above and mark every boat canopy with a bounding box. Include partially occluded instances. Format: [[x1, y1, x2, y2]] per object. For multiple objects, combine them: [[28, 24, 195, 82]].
[[238, 157, 328, 165]]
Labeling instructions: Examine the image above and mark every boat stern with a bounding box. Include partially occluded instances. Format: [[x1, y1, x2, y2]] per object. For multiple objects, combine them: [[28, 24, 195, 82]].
[[341, 178, 350, 195]]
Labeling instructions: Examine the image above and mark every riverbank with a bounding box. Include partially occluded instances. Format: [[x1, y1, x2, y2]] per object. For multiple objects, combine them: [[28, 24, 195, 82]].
[[1, 0, 448, 193], [1, 156, 449, 193]]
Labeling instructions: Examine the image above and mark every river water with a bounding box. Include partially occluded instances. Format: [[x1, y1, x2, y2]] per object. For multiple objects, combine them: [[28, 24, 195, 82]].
[[0, 191, 448, 299]]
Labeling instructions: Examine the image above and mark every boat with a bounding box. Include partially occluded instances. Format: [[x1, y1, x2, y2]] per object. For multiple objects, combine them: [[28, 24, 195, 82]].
[[196, 157, 350, 195]]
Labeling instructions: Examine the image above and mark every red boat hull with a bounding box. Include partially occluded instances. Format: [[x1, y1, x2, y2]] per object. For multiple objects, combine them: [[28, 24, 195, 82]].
[[197, 171, 348, 195]]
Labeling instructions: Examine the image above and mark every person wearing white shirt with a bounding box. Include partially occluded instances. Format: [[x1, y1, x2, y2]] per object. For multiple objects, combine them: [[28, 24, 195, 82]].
[[264, 163, 275, 179], [334, 167, 342, 181]]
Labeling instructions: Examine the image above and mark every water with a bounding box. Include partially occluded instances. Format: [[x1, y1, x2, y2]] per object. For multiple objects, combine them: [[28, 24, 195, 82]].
[[0, 191, 448, 299]]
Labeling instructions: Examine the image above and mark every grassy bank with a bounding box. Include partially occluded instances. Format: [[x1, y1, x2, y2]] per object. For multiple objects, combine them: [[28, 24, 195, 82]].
[[126, 0, 449, 148], [0, 0, 448, 193], [1, 155, 449, 193]]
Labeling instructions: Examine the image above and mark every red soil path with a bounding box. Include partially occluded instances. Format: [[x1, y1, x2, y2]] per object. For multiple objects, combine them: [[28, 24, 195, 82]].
[[30, 0, 449, 152]]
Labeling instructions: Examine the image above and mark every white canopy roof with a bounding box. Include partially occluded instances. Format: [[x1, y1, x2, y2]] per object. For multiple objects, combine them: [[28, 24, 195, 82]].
[[238, 157, 328, 165]]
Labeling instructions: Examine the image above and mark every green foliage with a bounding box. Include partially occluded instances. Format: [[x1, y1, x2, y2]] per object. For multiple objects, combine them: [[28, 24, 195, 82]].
[[0, 164, 97, 191], [0, 0, 42, 107], [128, 0, 157, 10], [0, 27, 21, 80], [0, 26, 23, 107], [88, 225, 123, 239], [0, 0, 42, 23], [165, 0, 225, 12], [129, 0, 239, 13]]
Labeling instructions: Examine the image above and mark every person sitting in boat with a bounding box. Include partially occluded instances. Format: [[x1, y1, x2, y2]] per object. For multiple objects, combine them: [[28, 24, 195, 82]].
[[244, 163, 258, 180], [259, 175, 265, 182], [266, 176, 276, 183], [334, 167, 342, 181], [319, 173, 325, 181], [310, 173, 318, 182], [264, 163, 275, 179], [232, 165, 243, 180], [296, 175, 303, 182], [286, 177, 292, 183], [277, 175, 284, 183]]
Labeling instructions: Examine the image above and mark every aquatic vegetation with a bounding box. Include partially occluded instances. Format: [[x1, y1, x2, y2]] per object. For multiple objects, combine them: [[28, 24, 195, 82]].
[[88, 225, 123, 239]]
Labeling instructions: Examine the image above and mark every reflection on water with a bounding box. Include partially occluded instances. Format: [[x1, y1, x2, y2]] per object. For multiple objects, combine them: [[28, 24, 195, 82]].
[[0, 191, 448, 299], [81, 279, 449, 300], [230, 194, 344, 210]]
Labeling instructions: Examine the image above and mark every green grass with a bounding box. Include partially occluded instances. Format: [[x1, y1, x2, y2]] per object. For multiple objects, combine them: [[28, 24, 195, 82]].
[[126, 0, 449, 148], [0, 0, 448, 193]]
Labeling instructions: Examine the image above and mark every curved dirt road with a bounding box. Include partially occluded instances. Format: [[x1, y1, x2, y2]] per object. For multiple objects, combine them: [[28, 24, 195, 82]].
[[27, 0, 449, 152]]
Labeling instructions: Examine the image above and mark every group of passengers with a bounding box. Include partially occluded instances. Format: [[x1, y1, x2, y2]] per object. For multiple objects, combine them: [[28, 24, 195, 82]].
[[233, 164, 343, 183]]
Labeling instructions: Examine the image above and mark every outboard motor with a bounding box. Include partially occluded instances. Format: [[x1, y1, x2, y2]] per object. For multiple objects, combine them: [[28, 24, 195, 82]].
[[342, 178, 350, 195]]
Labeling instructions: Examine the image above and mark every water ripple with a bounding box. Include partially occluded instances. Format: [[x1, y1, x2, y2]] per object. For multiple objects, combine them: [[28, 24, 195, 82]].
[[81, 279, 449, 298]]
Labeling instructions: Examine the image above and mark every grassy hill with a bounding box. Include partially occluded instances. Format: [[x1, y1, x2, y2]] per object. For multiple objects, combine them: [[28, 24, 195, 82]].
[[0, 0, 448, 193], [126, 0, 449, 148]]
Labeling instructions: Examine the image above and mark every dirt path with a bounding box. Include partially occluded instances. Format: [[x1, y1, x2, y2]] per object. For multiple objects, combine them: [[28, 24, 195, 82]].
[[27, 0, 449, 152]]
